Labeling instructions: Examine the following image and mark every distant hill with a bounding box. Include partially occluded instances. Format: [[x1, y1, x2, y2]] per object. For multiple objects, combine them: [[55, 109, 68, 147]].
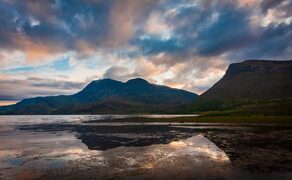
[[0, 78, 198, 114], [192, 60, 292, 115]]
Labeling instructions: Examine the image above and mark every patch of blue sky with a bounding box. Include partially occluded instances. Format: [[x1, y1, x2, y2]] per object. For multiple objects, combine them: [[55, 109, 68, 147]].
[[0, 66, 36, 74], [84, 59, 102, 69], [113, 47, 140, 59], [50, 57, 71, 71]]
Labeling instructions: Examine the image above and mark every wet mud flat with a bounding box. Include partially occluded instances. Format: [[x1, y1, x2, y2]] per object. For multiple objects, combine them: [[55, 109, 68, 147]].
[[202, 124, 292, 172], [15, 121, 292, 179]]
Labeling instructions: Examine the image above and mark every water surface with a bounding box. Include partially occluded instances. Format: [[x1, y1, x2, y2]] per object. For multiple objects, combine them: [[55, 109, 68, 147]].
[[0, 115, 291, 179]]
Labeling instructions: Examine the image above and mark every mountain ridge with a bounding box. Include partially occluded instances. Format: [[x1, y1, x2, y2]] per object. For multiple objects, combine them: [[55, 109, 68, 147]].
[[191, 59, 292, 115], [0, 78, 198, 114], [1, 60, 292, 115], [200, 59, 292, 100]]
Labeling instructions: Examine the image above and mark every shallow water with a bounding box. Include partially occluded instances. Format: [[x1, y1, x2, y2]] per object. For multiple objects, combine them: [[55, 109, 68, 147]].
[[0, 115, 291, 179]]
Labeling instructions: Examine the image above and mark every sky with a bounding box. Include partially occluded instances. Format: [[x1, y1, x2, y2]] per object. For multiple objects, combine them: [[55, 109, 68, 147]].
[[0, 0, 291, 105]]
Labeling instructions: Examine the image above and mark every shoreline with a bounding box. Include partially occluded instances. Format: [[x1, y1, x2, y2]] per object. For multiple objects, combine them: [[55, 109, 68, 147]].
[[83, 116, 292, 124]]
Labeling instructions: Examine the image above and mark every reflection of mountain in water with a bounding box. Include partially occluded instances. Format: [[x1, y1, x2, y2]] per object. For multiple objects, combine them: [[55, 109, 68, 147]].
[[0, 121, 232, 179], [18, 123, 292, 173], [19, 124, 196, 150]]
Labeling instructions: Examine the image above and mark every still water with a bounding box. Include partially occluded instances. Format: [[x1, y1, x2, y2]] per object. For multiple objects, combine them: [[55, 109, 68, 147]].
[[0, 115, 291, 179]]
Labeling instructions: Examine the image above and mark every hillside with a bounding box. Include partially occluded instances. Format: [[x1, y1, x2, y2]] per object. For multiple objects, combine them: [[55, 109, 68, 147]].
[[0, 78, 198, 114], [201, 60, 292, 100], [192, 60, 292, 115]]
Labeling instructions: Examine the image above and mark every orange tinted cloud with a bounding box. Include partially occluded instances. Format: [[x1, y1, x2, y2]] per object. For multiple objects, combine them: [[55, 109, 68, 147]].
[[75, 40, 96, 57], [13, 35, 65, 64], [0, 100, 18, 106], [237, 0, 260, 7], [106, 0, 157, 47]]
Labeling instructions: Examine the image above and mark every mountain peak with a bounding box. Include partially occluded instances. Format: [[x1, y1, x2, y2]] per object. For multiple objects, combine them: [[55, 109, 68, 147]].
[[0, 77, 197, 114], [126, 78, 150, 85], [79, 78, 122, 94], [94, 78, 119, 83]]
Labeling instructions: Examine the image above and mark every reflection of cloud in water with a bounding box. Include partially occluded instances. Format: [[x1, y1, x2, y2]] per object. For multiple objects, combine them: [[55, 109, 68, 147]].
[[0, 130, 231, 179], [86, 134, 231, 179], [169, 134, 229, 162], [0, 129, 88, 178], [1, 116, 292, 179]]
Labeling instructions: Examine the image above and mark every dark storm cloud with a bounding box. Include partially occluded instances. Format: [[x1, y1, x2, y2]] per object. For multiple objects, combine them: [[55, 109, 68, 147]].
[[133, 36, 186, 55], [0, 0, 160, 60], [260, 0, 286, 13], [194, 7, 251, 56], [0, 0, 290, 61], [0, 0, 112, 54], [229, 22, 292, 60], [133, 0, 291, 61]]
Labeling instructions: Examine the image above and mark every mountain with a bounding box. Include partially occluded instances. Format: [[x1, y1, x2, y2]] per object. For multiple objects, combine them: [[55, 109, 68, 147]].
[[192, 60, 292, 115], [201, 60, 292, 100], [0, 78, 198, 114]]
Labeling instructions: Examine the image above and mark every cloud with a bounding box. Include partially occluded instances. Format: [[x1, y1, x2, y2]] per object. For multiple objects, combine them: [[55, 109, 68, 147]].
[[237, 0, 260, 8], [260, 0, 286, 13], [152, 55, 228, 94], [0, 77, 86, 101], [135, 0, 291, 59], [134, 36, 186, 55], [103, 66, 134, 81], [0, 0, 111, 62], [144, 11, 171, 36], [0, 0, 291, 101], [1, 0, 290, 62], [101, 53, 228, 94], [104, 0, 158, 47]]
